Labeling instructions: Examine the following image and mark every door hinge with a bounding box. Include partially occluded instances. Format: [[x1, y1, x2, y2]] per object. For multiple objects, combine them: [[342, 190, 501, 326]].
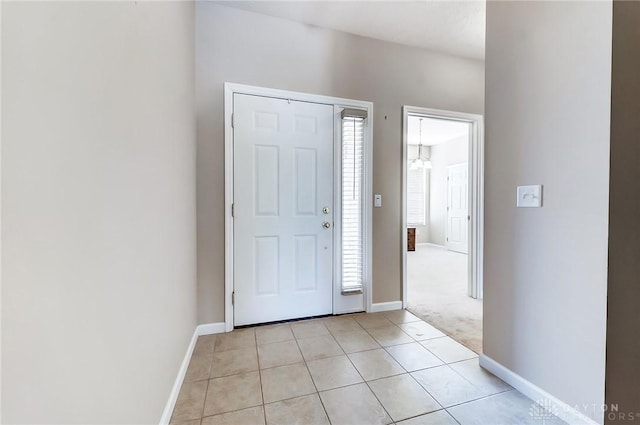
[[231, 203, 234, 217], [231, 113, 235, 128], [232, 291, 235, 305]]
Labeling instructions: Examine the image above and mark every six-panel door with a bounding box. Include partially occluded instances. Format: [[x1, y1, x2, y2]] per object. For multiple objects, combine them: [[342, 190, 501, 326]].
[[233, 94, 334, 326]]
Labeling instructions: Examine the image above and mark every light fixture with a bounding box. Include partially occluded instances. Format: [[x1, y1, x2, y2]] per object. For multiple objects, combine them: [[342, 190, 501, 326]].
[[410, 118, 432, 170]]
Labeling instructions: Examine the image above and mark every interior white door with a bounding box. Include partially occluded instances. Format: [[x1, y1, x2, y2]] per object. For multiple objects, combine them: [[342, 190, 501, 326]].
[[446, 163, 469, 254], [233, 94, 334, 326]]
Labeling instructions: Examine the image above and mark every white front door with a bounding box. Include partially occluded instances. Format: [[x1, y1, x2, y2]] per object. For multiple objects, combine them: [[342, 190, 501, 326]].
[[446, 163, 469, 254], [233, 94, 334, 326]]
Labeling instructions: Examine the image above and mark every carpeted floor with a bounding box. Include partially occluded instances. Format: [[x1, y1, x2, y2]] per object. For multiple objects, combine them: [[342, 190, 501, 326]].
[[407, 243, 483, 354]]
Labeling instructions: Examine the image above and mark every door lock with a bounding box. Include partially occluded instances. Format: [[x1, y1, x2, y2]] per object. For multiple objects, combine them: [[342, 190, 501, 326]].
[[322, 221, 331, 229], [323, 207, 330, 214]]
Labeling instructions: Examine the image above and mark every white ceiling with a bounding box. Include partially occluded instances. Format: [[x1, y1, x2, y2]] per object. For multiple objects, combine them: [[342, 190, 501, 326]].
[[218, 1, 486, 60], [408, 116, 469, 146]]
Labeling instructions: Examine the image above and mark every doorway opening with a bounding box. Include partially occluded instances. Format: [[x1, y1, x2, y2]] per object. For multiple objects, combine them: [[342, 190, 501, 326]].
[[402, 106, 484, 353]]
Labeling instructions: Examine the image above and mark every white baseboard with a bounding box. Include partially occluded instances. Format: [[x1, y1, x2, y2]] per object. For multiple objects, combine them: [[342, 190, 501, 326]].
[[479, 354, 601, 425], [159, 329, 198, 425], [370, 301, 403, 313], [159, 322, 227, 425], [197, 322, 226, 335]]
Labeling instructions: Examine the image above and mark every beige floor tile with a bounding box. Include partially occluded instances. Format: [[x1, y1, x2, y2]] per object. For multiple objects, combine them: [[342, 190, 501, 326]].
[[296, 335, 343, 361], [260, 362, 316, 403], [383, 310, 421, 324], [215, 329, 256, 352], [420, 337, 477, 363], [323, 316, 363, 333], [203, 371, 262, 416], [256, 324, 294, 345], [367, 325, 414, 346], [449, 358, 511, 394], [201, 406, 265, 425], [184, 352, 213, 382], [368, 374, 441, 422], [306, 355, 363, 391], [348, 348, 405, 381], [193, 335, 217, 356], [332, 329, 381, 353], [353, 313, 394, 329], [264, 394, 329, 425], [210, 347, 258, 378], [172, 420, 202, 425], [411, 366, 488, 407], [395, 410, 457, 425], [258, 340, 303, 369], [171, 380, 208, 423], [447, 390, 567, 425], [385, 342, 444, 372], [398, 321, 445, 341], [319, 383, 392, 425], [291, 321, 330, 339]]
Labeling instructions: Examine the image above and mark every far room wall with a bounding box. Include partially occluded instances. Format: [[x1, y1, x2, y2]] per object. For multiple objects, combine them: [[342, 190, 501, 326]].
[[428, 135, 469, 245]]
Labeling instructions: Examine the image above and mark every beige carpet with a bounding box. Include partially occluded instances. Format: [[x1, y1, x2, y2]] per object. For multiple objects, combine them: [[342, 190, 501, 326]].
[[407, 243, 483, 354]]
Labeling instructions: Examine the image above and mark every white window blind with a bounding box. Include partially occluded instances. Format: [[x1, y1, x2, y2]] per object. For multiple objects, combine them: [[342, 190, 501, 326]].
[[407, 167, 427, 226], [341, 113, 365, 294]]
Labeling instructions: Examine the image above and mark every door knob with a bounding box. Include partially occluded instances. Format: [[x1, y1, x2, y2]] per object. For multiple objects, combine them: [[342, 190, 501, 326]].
[[322, 221, 331, 229]]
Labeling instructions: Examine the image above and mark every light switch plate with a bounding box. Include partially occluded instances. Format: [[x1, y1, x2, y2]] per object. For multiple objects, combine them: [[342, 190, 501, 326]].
[[374, 194, 382, 208], [517, 185, 542, 208]]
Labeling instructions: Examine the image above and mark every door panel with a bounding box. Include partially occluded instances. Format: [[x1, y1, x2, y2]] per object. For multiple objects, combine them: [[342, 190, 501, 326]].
[[446, 163, 469, 254], [234, 94, 334, 326]]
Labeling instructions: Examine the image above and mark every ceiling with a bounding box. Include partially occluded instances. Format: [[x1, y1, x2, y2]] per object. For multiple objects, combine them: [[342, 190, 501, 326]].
[[408, 116, 469, 146], [218, 1, 486, 60]]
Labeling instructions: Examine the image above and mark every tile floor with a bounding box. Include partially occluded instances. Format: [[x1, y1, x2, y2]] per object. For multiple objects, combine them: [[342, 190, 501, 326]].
[[170, 310, 566, 425]]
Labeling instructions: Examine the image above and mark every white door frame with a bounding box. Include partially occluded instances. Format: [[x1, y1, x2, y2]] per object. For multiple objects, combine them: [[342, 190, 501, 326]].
[[401, 106, 484, 304], [224, 83, 374, 332]]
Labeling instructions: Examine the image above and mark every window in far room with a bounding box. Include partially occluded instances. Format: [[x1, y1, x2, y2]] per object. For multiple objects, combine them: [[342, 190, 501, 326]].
[[407, 166, 427, 226]]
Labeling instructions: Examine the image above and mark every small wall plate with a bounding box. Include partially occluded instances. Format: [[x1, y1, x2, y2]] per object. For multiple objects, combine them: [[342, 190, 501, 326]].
[[516, 185, 542, 208]]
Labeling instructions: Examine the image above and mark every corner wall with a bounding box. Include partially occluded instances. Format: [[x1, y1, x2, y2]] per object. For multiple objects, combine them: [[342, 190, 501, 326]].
[[1, 2, 197, 423], [606, 1, 640, 421], [484, 1, 611, 423], [196, 3, 484, 322]]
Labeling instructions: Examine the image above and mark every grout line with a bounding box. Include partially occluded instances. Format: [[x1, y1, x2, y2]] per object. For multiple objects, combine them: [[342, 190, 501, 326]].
[[343, 346, 400, 423], [442, 388, 515, 410], [291, 333, 332, 424], [198, 378, 210, 421], [253, 331, 267, 425], [390, 407, 447, 424], [445, 408, 464, 425]]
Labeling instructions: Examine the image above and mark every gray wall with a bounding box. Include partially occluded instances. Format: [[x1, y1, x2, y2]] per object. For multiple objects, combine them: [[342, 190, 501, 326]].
[[606, 2, 640, 422], [484, 2, 611, 423], [428, 135, 469, 246], [1, 2, 197, 423], [196, 3, 484, 322]]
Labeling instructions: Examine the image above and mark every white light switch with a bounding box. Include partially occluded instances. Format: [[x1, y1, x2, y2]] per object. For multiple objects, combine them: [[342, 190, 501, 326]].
[[517, 185, 542, 208], [374, 194, 382, 208]]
